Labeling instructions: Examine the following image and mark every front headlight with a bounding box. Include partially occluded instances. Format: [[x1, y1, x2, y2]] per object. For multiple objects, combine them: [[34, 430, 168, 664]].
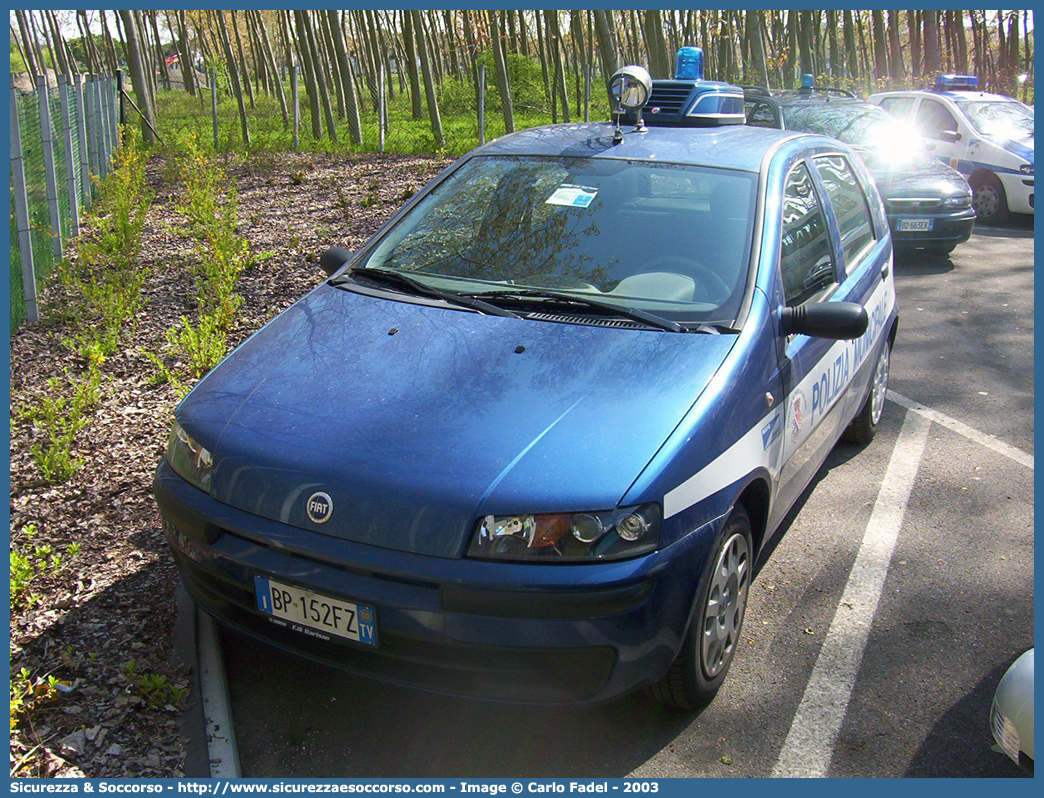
[[166, 422, 213, 492], [943, 194, 973, 208], [467, 504, 661, 562], [1019, 163, 1033, 175]]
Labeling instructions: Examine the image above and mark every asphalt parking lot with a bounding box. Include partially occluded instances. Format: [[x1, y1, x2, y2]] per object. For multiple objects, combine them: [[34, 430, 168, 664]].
[[199, 219, 1033, 778]]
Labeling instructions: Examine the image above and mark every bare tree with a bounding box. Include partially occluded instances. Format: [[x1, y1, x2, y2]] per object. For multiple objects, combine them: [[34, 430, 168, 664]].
[[488, 10, 514, 135], [412, 9, 444, 148], [118, 10, 157, 144]]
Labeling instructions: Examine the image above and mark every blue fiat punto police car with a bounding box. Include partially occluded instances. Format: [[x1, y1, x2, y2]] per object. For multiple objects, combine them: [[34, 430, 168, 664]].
[[155, 63, 898, 708]]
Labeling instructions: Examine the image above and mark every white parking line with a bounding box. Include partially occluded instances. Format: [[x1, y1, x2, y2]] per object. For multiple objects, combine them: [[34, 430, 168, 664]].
[[772, 409, 931, 777], [888, 390, 1033, 470], [198, 611, 241, 778]]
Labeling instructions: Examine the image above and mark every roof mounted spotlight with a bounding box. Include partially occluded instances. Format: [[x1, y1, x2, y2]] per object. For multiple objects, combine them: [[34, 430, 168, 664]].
[[609, 65, 652, 143]]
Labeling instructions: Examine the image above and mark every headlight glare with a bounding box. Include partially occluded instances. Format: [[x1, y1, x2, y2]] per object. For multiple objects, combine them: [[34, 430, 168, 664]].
[[166, 422, 213, 492], [944, 194, 973, 208], [469, 504, 661, 561], [1019, 163, 1033, 175]]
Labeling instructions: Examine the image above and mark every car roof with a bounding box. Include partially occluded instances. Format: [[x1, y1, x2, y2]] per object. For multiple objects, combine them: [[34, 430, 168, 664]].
[[873, 89, 1019, 104], [475, 122, 809, 173]]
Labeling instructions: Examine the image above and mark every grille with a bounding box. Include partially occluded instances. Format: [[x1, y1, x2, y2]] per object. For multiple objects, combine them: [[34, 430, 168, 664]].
[[645, 83, 693, 116], [886, 197, 942, 212]]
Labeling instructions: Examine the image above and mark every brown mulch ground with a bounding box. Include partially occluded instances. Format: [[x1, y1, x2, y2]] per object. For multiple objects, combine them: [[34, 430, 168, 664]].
[[9, 150, 451, 778]]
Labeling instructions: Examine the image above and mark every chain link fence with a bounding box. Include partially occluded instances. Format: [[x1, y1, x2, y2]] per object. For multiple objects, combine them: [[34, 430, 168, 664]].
[[9, 74, 119, 333]]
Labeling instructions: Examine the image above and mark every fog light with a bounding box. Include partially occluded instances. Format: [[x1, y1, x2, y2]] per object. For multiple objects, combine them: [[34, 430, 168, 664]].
[[617, 511, 651, 541]]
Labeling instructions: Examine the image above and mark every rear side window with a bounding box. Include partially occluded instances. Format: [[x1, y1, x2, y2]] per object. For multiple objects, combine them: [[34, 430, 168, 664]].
[[812, 155, 876, 269], [879, 96, 915, 118], [915, 99, 959, 139], [780, 163, 836, 306], [746, 101, 778, 128]]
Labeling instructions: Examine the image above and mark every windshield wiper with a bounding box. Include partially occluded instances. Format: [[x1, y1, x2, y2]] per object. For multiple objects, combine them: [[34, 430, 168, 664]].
[[331, 266, 519, 318], [472, 288, 687, 332]]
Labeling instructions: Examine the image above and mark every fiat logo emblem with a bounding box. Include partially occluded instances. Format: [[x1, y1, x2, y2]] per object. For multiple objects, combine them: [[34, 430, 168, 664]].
[[306, 492, 333, 524]]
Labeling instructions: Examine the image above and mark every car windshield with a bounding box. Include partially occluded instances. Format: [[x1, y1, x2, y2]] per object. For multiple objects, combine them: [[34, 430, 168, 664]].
[[358, 155, 758, 325], [955, 99, 1034, 139]]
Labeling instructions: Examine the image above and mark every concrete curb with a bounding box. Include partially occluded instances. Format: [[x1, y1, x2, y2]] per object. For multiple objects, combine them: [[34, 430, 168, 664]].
[[198, 610, 241, 778]]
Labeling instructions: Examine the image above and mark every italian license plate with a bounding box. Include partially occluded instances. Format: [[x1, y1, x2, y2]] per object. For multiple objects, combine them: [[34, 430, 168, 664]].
[[898, 218, 933, 232], [254, 575, 377, 646]]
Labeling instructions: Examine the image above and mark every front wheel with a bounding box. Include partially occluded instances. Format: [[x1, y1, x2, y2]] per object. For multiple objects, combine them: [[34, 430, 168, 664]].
[[971, 172, 1010, 226], [844, 337, 891, 444], [648, 505, 753, 709]]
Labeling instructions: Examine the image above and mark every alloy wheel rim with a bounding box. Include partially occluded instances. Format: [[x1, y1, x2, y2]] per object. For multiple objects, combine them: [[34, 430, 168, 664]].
[[871, 343, 890, 425], [701, 531, 750, 679]]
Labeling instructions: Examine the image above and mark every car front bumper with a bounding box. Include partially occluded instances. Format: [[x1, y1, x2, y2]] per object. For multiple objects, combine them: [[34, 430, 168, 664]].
[[154, 460, 716, 705], [888, 207, 976, 248]]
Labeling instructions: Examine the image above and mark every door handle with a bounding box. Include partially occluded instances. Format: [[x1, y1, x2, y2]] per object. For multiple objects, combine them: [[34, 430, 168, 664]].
[[881, 260, 890, 278]]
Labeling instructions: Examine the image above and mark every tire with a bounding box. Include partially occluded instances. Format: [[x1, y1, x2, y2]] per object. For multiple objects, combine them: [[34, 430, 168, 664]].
[[844, 337, 891, 444], [648, 505, 753, 710], [971, 172, 1009, 226]]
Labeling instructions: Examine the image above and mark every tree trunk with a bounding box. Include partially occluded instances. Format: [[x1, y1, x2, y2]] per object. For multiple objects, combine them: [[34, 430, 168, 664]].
[[593, 10, 620, 105], [317, 10, 346, 119], [213, 11, 250, 147], [545, 11, 570, 122], [292, 11, 322, 139], [229, 12, 255, 109], [118, 10, 157, 144], [14, 12, 40, 78], [257, 12, 288, 124], [488, 10, 514, 135], [909, 11, 921, 79], [887, 11, 904, 79], [747, 12, 770, 88], [326, 10, 361, 144], [402, 10, 424, 121], [644, 11, 670, 80], [923, 11, 940, 76], [411, 9, 444, 148]]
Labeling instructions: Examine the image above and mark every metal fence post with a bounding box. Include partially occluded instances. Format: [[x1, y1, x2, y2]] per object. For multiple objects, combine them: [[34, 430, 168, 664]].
[[75, 74, 91, 209], [211, 67, 218, 150], [59, 76, 80, 238], [11, 76, 40, 324], [379, 69, 385, 154], [37, 74, 64, 261], [291, 65, 299, 152], [478, 64, 485, 146], [105, 75, 118, 156], [85, 75, 99, 181], [584, 64, 591, 123], [94, 76, 108, 179], [116, 68, 125, 127]]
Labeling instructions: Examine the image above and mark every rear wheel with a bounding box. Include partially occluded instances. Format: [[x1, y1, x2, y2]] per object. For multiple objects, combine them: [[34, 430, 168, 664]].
[[971, 172, 1009, 226], [844, 338, 891, 444], [648, 505, 752, 709]]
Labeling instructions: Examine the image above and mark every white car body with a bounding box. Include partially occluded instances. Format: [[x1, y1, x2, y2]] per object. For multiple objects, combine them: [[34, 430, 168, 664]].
[[868, 86, 1034, 217]]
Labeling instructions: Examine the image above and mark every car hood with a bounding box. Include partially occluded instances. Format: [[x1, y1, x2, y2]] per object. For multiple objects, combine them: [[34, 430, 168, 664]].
[[862, 151, 971, 200], [178, 285, 736, 558]]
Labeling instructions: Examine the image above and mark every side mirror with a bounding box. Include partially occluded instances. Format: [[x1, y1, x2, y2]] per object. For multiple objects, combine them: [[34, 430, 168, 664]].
[[779, 301, 868, 340], [937, 129, 962, 144], [319, 247, 353, 277]]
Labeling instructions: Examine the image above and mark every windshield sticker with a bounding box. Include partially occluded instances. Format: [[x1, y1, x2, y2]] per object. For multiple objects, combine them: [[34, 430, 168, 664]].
[[546, 184, 598, 208]]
